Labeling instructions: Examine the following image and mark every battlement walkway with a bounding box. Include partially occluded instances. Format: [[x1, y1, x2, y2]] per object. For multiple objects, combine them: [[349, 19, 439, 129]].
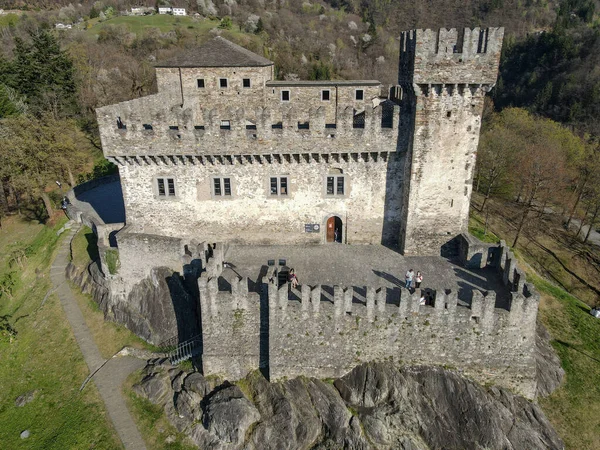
[[224, 244, 510, 309]]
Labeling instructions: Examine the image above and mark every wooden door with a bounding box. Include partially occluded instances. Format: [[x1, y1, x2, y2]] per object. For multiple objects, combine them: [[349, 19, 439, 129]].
[[326, 217, 335, 242]]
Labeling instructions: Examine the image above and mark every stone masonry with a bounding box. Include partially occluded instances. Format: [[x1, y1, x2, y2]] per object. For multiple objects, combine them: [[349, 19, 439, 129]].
[[96, 29, 504, 260], [195, 237, 539, 399], [85, 29, 543, 400]]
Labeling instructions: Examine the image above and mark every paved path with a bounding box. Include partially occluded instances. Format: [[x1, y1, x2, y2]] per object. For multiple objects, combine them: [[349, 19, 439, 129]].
[[50, 226, 147, 450]]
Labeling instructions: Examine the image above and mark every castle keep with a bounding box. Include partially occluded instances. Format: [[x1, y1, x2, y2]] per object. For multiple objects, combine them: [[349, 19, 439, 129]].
[[84, 28, 543, 399], [96, 28, 504, 256]]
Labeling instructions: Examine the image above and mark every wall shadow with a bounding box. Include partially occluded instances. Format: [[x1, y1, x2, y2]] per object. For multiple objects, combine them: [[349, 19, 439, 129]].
[[167, 267, 202, 346]]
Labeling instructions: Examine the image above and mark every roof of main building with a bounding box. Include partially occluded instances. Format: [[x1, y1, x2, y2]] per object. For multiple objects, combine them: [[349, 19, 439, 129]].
[[156, 36, 274, 68]]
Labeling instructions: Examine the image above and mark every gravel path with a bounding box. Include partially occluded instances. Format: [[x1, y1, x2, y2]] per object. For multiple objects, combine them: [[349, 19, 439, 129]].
[[50, 226, 147, 450]]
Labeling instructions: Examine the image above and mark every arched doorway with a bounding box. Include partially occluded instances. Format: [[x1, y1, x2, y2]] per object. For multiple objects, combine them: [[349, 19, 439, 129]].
[[326, 216, 343, 243]]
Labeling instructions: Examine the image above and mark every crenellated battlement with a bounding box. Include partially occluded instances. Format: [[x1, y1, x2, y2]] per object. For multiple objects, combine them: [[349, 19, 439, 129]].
[[187, 235, 538, 398], [96, 98, 400, 160], [399, 27, 504, 86]]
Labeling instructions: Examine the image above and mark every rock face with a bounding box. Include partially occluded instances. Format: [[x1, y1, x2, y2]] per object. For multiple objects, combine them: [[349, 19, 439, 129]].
[[535, 322, 565, 397], [66, 262, 200, 345], [133, 361, 564, 450]]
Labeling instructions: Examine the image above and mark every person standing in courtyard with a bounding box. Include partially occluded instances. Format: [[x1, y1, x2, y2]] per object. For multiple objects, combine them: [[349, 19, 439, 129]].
[[415, 271, 423, 289], [405, 269, 414, 290], [289, 268, 299, 288]]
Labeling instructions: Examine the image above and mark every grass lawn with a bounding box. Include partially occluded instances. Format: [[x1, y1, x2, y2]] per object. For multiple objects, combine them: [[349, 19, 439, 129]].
[[0, 216, 122, 449], [69, 226, 156, 359], [469, 196, 600, 449]]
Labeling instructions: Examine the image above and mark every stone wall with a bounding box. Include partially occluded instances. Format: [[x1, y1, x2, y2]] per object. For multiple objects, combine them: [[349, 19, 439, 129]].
[[399, 85, 488, 255], [398, 27, 504, 85], [396, 28, 503, 255], [95, 99, 400, 159], [198, 274, 261, 379], [117, 152, 404, 245], [191, 237, 539, 399]]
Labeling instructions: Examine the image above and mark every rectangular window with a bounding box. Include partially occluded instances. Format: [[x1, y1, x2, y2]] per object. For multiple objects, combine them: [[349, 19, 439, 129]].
[[281, 90, 290, 102], [298, 121, 309, 130], [219, 78, 228, 88], [243, 78, 251, 88], [270, 176, 288, 196], [336, 176, 344, 195], [157, 177, 176, 197], [143, 124, 153, 130], [197, 79, 205, 88], [213, 177, 232, 197], [326, 176, 334, 195], [355, 89, 364, 101], [220, 120, 231, 130], [321, 89, 330, 101], [169, 125, 179, 130], [326, 176, 345, 196]]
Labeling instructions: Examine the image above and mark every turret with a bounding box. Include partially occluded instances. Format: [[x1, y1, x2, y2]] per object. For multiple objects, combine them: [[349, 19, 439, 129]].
[[397, 27, 504, 255]]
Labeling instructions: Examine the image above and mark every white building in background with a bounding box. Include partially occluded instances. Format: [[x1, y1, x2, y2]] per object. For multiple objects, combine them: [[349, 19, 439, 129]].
[[158, 7, 187, 15], [55, 23, 72, 29], [131, 6, 154, 15]]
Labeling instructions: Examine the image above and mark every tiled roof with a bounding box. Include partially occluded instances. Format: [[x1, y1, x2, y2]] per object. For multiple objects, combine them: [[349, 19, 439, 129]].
[[156, 36, 273, 68]]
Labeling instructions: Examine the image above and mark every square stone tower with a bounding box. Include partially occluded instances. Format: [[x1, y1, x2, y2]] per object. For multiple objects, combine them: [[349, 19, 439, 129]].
[[397, 28, 504, 255]]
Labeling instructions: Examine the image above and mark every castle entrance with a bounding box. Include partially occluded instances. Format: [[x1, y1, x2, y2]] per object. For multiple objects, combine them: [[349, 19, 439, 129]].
[[326, 216, 343, 243]]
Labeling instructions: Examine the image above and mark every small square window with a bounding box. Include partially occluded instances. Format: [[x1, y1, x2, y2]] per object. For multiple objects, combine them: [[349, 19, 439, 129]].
[[355, 89, 364, 101], [219, 78, 228, 88], [281, 90, 290, 102], [197, 79, 205, 88], [322, 90, 330, 101], [243, 78, 251, 88]]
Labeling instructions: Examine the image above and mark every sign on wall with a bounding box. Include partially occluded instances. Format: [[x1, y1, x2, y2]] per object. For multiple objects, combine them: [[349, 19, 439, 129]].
[[304, 224, 321, 233]]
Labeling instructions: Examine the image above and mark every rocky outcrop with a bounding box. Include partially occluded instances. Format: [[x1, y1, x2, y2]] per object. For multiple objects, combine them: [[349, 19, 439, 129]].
[[66, 261, 200, 345], [133, 361, 564, 450], [535, 322, 565, 398]]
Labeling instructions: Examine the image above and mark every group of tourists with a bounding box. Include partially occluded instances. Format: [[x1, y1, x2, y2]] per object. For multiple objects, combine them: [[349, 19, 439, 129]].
[[404, 269, 423, 291]]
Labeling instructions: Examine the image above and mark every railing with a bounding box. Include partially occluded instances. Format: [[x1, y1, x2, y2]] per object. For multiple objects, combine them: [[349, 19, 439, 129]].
[[169, 335, 202, 365]]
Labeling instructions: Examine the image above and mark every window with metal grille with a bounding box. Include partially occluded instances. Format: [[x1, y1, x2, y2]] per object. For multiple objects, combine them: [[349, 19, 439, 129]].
[[197, 79, 205, 88], [219, 78, 228, 88], [213, 177, 232, 197], [157, 177, 176, 197], [270, 176, 288, 196], [243, 78, 251, 88], [321, 89, 330, 101], [355, 89, 364, 101], [326, 176, 346, 196]]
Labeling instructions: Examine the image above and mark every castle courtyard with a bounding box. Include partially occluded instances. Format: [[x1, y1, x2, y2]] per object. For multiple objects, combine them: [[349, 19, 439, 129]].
[[223, 243, 510, 309]]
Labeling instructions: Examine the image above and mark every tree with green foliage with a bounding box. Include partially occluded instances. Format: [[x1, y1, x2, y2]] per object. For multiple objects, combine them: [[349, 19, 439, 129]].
[[7, 30, 78, 118], [495, 109, 585, 247], [0, 115, 90, 219], [219, 16, 233, 29], [0, 85, 28, 118]]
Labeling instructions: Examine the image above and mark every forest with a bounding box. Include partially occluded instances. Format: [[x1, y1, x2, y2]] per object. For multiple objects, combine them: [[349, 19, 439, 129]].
[[0, 0, 599, 255]]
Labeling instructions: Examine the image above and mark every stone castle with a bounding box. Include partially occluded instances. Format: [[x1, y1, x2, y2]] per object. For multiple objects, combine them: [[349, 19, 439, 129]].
[[79, 27, 540, 399]]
